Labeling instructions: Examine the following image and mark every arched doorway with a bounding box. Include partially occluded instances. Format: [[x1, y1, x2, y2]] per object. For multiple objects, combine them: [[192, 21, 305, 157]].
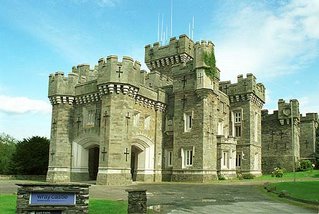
[[88, 146, 99, 180], [131, 145, 143, 181], [71, 134, 100, 181], [130, 135, 154, 182]]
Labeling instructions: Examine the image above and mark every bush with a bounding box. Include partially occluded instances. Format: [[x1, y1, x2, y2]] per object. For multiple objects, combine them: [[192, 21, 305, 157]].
[[298, 160, 313, 171], [271, 167, 284, 177], [242, 173, 255, 179], [9, 136, 49, 175], [237, 172, 244, 180], [217, 172, 226, 180]]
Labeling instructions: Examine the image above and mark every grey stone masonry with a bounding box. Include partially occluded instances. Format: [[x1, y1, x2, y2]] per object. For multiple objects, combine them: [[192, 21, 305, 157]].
[[300, 113, 318, 161], [48, 34, 267, 185], [261, 99, 300, 173], [126, 189, 147, 214], [16, 183, 90, 214]]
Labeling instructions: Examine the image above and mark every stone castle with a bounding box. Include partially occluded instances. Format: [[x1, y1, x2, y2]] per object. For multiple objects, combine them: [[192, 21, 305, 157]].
[[261, 99, 318, 173], [47, 35, 317, 185]]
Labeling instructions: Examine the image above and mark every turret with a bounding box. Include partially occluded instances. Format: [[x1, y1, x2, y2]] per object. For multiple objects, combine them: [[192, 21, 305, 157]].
[[97, 55, 141, 86], [144, 35, 194, 77], [48, 72, 79, 99], [220, 73, 265, 106], [278, 99, 300, 123]]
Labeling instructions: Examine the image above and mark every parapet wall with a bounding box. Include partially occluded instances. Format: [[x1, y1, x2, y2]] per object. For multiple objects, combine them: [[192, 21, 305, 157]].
[[278, 99, 300, 120], [300, 113, 318, 123], [48, 55, 170, 106], [145, 35, 194, 72], [219, 73, 265, 102]]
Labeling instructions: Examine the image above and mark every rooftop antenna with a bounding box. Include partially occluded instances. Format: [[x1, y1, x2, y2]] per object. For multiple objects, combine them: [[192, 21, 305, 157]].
[[192, 16, 195, 40], [161, 14, 164, 44], [157, 13, 160, 42], [170, 0, 173, 37]]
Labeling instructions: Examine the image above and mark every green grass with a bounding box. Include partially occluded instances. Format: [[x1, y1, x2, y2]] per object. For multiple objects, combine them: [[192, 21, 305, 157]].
[[89, 199, 127, 214], [271, 181, 319, 202], [0, 194, 15, 213], [256, 169, 319, 181], [0, 195, 127, 214]]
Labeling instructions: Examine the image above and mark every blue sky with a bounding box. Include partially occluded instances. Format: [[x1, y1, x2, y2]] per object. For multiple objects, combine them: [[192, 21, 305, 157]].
[[0, 0, 318, 140]]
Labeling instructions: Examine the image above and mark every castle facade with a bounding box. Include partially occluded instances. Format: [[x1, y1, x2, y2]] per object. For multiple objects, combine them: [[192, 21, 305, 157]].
[[261, 99, 318, 173], [47, 35, 266, 185]]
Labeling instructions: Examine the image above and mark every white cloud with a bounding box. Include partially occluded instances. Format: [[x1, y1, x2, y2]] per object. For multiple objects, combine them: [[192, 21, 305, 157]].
[[0, 95, 51, 114], [298, 96, 319, 114], [212, 0, 319, 81]]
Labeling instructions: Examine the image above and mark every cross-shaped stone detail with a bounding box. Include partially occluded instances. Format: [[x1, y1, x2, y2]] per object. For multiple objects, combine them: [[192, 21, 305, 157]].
[[101, 147, 107, 161], [279, 130, 285, 139], [182, 76, 187, 88], [50, 150, 55, 161], [124, 148, 130, 162], [181, 95, 187, 109], [116, 66, 123, 78]]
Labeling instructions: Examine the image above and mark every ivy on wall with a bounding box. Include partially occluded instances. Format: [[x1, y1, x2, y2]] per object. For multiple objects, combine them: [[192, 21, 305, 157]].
[[203, 51, 217, 79]]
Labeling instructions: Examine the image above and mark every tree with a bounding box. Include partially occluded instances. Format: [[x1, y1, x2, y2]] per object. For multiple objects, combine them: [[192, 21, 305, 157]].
[[0, 133, 17, 174], [10, 136, 50, 175]]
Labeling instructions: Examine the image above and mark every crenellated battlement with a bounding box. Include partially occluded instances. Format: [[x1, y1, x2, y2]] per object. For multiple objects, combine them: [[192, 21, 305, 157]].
[[300, 112, 318, 122], [48, 72, 79, 97], [278, 99, 300, 120], [145, 35, 194, 76], [48, 54, 172, 106], [219, 73, 265, 103]]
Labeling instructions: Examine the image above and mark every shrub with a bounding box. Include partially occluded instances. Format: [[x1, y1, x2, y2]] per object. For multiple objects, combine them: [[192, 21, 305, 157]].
[[242, 173, 255, 179], [271, 167, 284, 177], [217, 172, 226, 180], [237, 172, 244, 180], [298, 160, 313, 171]]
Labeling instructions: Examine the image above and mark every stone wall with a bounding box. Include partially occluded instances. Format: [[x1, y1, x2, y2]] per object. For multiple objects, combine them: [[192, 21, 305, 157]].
[[16, 183, 90, 214]]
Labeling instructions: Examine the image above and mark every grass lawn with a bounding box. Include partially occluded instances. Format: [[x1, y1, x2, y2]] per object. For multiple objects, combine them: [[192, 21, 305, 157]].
[[256, 169, 319, 181], [0, 194, 127, 214], [271, 181, 319, 202]]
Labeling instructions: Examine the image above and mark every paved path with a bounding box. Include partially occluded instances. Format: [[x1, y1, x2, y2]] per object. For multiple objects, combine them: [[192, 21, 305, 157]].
[[1, 180, 318, 213]]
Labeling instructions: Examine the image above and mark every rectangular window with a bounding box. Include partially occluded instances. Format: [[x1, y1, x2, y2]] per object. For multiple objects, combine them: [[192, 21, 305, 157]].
[[185, 150, 193, 166], [236, 154, 241, 167], [235, 126, 241, 137], [235, 112, 241, 123], [233, 110, 242, 137], [166, 150, 173, 167], [222, 151, 228, 168], [184, 113, 192, 132]]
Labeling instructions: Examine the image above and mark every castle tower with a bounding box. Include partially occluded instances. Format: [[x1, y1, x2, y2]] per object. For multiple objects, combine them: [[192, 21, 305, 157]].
[[47, 72, 78, 182], [261, 99, 300, 173], [47, 54, 167, 185], [145, 35, 194, 78], [300, 113, 318, 161], [220, 74, 266, 176]]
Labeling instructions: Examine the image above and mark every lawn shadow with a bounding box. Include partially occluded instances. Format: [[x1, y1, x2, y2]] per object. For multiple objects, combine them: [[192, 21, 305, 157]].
[[311, 173, 319, 178]]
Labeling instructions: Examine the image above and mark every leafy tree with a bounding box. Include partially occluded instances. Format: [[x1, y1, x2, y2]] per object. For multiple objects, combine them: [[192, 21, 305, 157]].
[[10, 136, 50, 175], [0, 133, 17, 174]]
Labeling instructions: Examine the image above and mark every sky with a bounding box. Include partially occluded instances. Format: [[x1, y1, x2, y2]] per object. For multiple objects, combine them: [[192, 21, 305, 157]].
[[0, 0, 318, 140]]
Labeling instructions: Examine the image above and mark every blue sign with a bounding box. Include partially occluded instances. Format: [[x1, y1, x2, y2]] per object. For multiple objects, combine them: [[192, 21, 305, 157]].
[[30, 193, 76, 205]]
